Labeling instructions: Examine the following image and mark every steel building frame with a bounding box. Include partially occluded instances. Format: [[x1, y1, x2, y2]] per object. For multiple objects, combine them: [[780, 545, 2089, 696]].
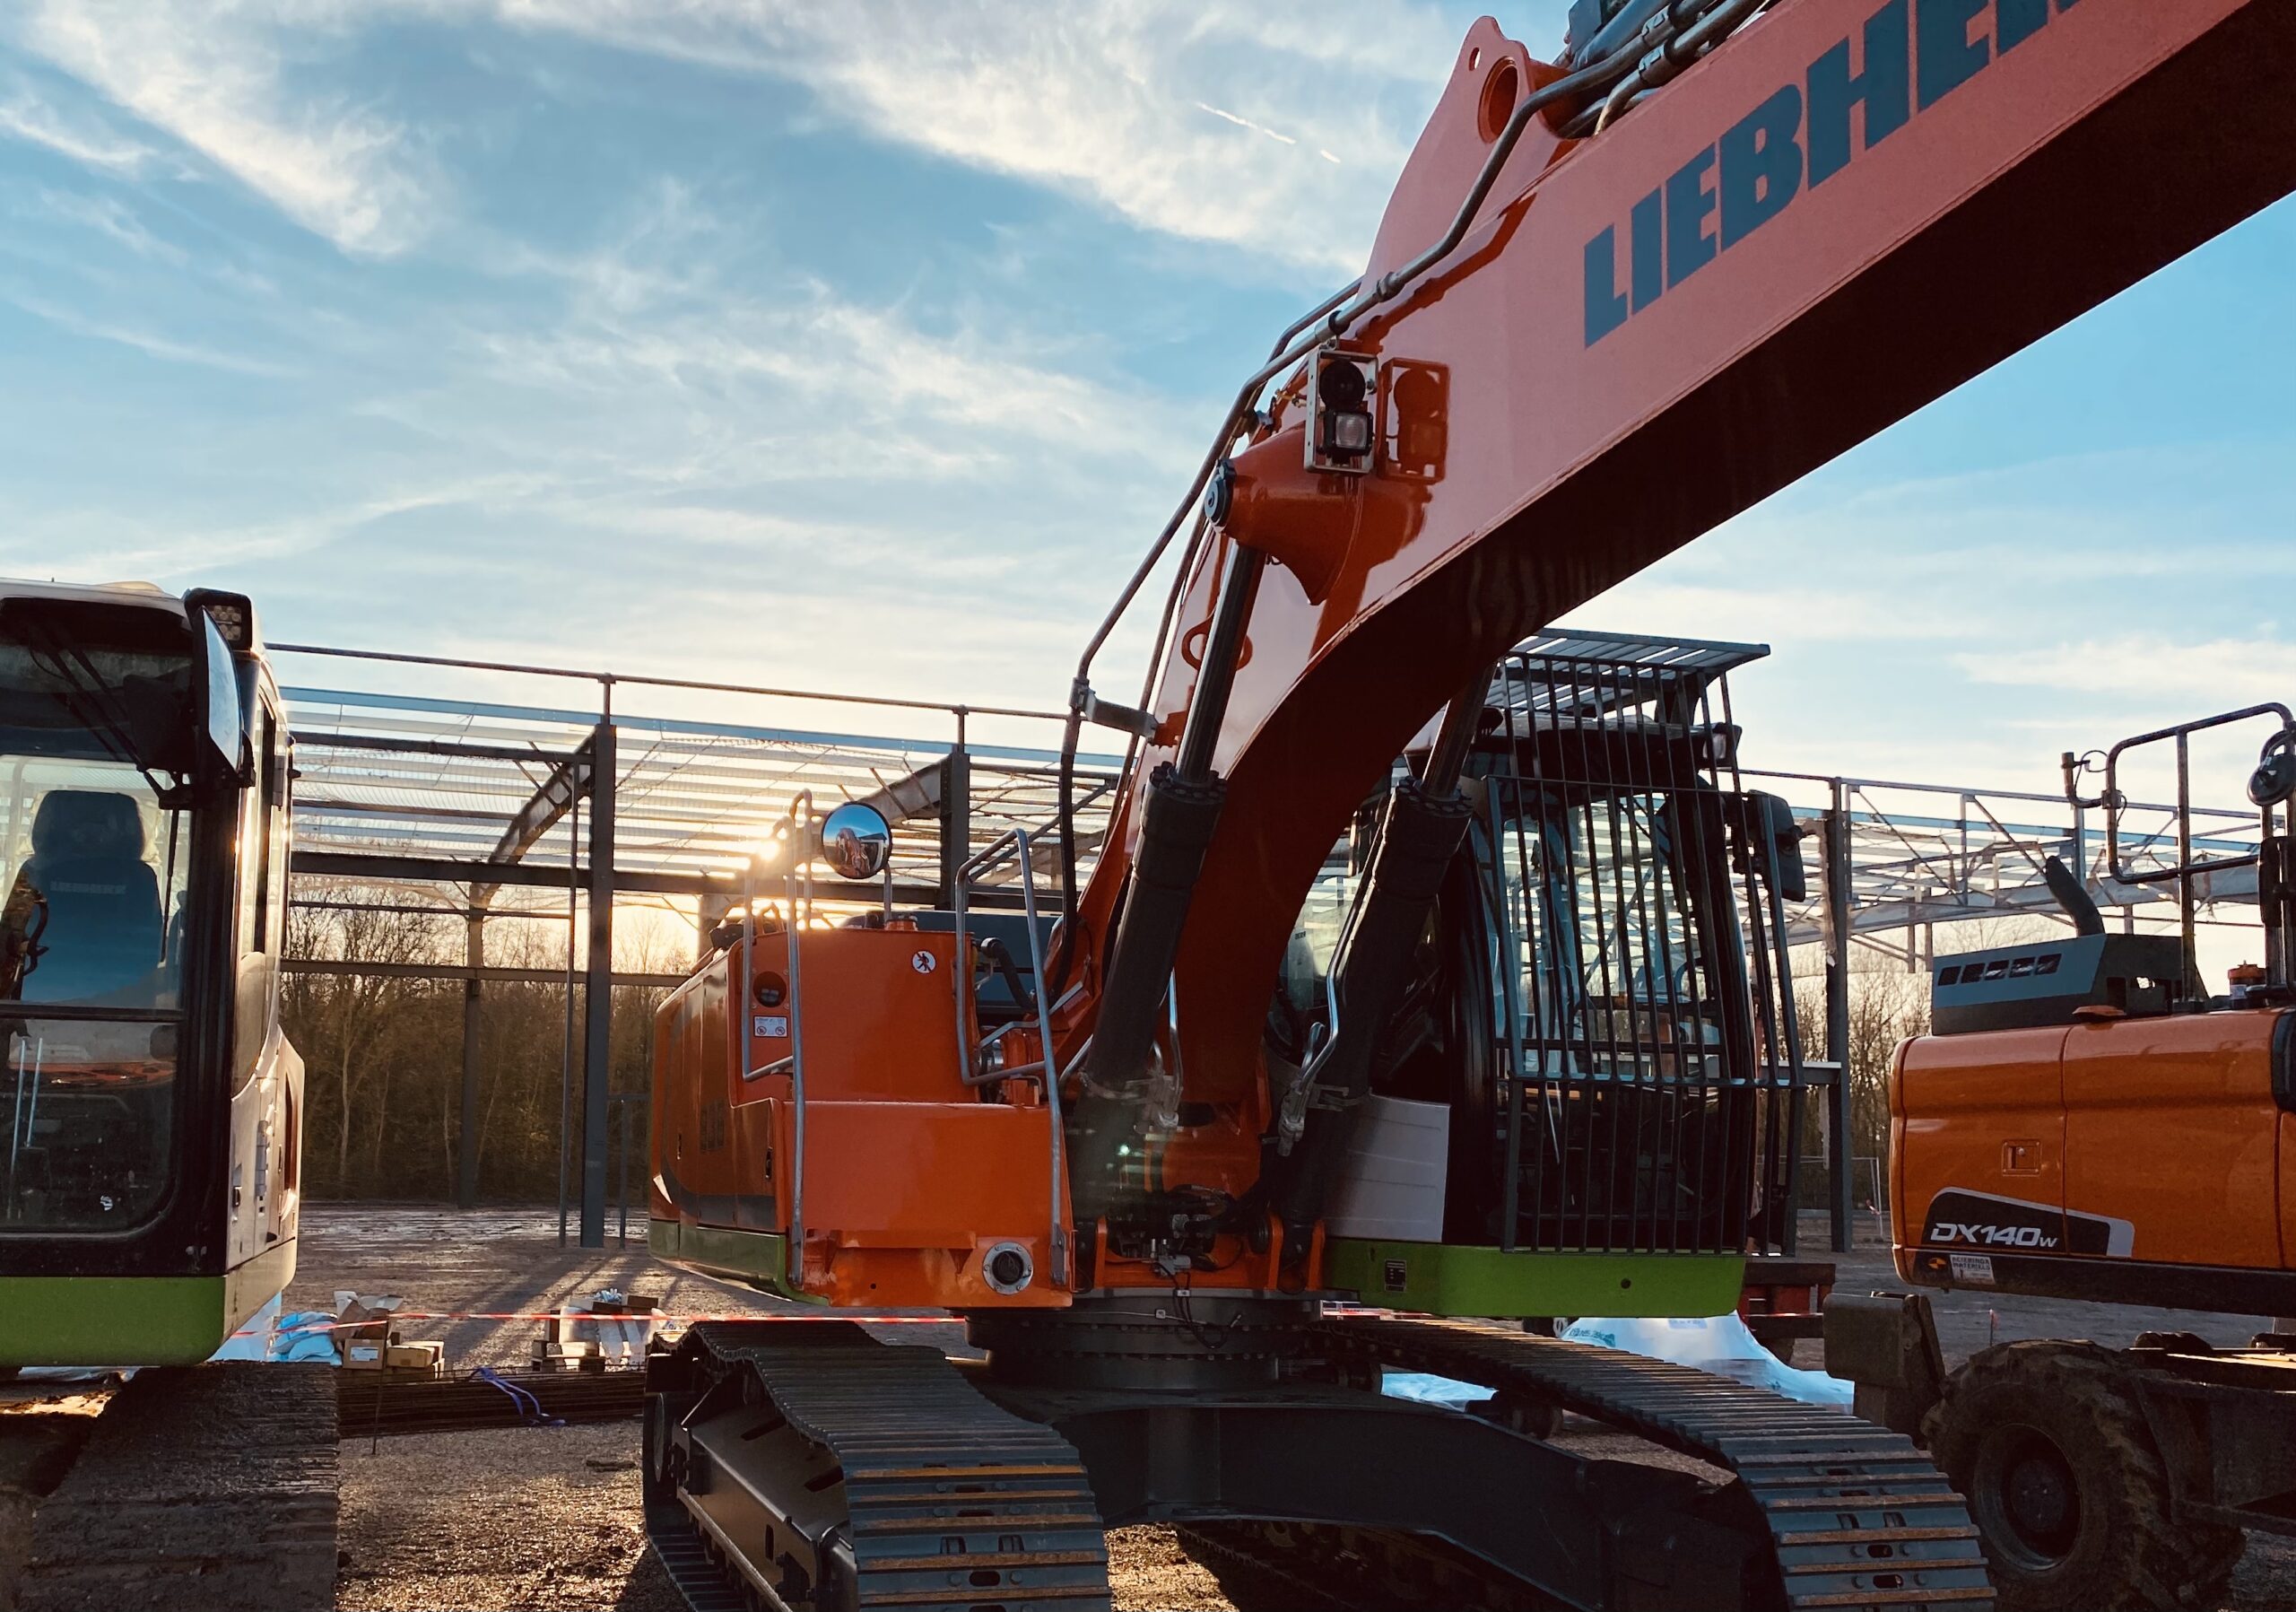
[[274, 643, 1122, 1247], [274, 640, 2261, 1255]]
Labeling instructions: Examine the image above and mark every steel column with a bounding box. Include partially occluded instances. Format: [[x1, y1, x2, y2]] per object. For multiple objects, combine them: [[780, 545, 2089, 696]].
[[457, 911, 483, 1207], [939, 742, 971, 909], [1822, 795, 1854, 1254], [579, 720, 618, 1248]]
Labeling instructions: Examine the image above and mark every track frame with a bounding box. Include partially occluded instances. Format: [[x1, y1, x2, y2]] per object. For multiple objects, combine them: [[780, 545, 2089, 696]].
[[646, 1307, 1993, 1612]]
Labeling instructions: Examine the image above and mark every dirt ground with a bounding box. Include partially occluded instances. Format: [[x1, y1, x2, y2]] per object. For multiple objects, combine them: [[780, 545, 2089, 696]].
[[303, 1205, 2296, 1611], [13, 1204, 2296, 1609], [307, 1206, 1229, 1611], [334, 1424, 1231, 1612]]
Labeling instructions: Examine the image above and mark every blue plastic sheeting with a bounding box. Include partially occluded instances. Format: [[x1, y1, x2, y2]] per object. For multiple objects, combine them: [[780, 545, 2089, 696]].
[[1561, 1314, 1852, 1407], [1380, 1370, 1490, 1410], [1379, 1312, 1854, 1415], [272, 1314, 345, 1364], [206, 1294, 283, 1362], [201, 1294, 343, 1365]]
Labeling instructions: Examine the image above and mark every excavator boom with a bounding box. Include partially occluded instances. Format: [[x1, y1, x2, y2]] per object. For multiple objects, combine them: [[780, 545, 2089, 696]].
[[1077, 0, 2296, 1149], [644, 5, 2296, 1608]]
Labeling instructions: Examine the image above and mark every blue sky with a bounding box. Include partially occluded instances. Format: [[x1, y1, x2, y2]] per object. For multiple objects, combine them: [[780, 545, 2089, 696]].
[[3, 0, 2292, 801]]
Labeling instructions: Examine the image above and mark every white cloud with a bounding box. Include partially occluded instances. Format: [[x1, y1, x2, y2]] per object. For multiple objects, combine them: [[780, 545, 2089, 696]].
[[12, 0, 438, 256], [27, 186, 186, 262], [4, 288, 292, 374], [487, 0, 1475, 271], [459, 187, 1195, 481], [1956, 635, 2296, 708], [1580, 579, 1979, 646], [7, 0, 1569, 270], [0, 77, 161, 173], [0, 474, 557, 582]]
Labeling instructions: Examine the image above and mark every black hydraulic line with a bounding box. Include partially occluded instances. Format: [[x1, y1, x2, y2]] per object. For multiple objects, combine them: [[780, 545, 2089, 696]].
[[1047, 19, 1674, 951], [1069, 549, 1265, 1225], [1490, 784, 1526, 1253], [1270, 780, 1474, 1267], [1175, 551, 1264, 785], [1048, 708, 1084, 990], [1065, 770, 1225, 1225], [1268, 678, 1489, 1268], [978, 935, 1038, 1014]]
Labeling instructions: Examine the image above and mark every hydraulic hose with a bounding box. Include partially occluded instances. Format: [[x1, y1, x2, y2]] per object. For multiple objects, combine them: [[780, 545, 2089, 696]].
[[1069, 548, 1265, 1222], [1046, 19, 1678, 964], [1574, 0, 1773, 135], [1267, 679, 1488, 1269]]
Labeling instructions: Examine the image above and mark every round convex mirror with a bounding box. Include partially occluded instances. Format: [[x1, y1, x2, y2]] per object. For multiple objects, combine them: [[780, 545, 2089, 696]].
[[817, 800, 892, 880]]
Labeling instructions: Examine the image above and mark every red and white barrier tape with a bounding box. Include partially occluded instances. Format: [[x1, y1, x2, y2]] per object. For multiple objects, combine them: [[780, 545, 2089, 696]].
[[229, 1311, 963, 1339]]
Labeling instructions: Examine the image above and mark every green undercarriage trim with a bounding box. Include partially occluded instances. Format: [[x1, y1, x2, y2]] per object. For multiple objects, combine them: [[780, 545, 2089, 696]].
[[651, 1217, 824, 1305], [1326, 1240, 1744, 1319], [0, 1238, 299, 1368]]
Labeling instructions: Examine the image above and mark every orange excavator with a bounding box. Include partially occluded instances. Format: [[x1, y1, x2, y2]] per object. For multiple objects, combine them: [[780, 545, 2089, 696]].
[[640, 3, 2296, 1608], [1827, 702, 2296, 1611]]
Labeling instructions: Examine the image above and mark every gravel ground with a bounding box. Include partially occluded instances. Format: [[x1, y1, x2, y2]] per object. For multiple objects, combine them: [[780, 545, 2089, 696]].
[[0, 1396, 100, 1612], [307, 1206, 1227, 1611], [335, 1424, 1229, 1612], [335, 1424, 674, 1612], [16, 1204, 2283, 1611]]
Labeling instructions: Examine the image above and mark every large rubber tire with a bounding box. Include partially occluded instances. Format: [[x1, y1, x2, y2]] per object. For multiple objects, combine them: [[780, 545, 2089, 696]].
[[1928, 1341, 2241, 1612]]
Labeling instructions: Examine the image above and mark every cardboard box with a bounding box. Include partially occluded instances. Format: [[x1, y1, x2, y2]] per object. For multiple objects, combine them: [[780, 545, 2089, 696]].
[[342, 1338, 444, 1374], [333, 1294, 406, 1363]]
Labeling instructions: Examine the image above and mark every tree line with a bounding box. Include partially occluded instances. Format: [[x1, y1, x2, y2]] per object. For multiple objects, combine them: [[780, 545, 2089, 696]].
[[1795, 964, 1931, 1213], [280, 889, 1946, 1212], [282, 894, 678, 1202]]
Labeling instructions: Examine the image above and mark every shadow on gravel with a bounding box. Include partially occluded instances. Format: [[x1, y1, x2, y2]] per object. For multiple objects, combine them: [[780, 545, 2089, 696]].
[[611, 1547, 685, 1612]]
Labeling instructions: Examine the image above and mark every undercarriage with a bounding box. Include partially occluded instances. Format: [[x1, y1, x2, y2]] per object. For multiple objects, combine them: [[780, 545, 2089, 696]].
[[643, 1298, 1991, 1612]]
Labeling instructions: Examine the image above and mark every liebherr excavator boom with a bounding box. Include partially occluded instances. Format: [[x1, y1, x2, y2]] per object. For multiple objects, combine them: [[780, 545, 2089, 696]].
[[645, 4, 2296, 1608]]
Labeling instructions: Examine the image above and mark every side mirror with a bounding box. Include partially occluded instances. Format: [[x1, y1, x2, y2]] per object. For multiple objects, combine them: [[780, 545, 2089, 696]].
[[194, 613, 248, 785], [1745, 791, 1807, 904], [816, 801, 892, 881]]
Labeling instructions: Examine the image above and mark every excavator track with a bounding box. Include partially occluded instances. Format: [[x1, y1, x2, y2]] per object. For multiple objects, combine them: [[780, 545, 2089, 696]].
[[650, 1314, 1990, 1612], [646, 1320, 1112, 1612], [1177, 1519, 1557, 1610], [17, 1363, 338, 1612], [1308, 1315, 1994, 1610]]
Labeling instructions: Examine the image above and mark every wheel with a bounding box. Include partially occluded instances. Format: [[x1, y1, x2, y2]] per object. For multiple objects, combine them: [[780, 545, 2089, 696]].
[[1927, 1341, 2241, 1611]]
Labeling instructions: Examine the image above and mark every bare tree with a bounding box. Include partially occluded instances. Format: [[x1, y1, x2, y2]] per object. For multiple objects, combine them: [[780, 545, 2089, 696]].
[[281, 893, 686, 1202], [1796, 968, 1932, 1203]]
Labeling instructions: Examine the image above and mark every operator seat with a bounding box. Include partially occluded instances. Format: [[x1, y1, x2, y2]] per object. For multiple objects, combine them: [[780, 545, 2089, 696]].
[[13, 790, 164, 1004]]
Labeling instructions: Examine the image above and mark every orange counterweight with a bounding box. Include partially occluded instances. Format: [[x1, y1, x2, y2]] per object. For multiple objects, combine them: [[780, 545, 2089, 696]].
[[650, 922, 1074, 1309], [1894, 1007, 2292, 1294]]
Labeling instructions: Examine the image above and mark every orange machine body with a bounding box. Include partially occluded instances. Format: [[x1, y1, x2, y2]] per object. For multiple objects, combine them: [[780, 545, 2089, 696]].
[[650, 0, 2296, 1307], [650, 921, 1073, 1309], [1050, 0, 2296, 1294], [1894, 1006, 2296, 1311]]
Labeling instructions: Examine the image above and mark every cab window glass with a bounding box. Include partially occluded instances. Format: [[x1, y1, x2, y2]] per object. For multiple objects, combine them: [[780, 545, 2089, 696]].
[[0, 597, 193, 1233], [238, 706, 270, 957]]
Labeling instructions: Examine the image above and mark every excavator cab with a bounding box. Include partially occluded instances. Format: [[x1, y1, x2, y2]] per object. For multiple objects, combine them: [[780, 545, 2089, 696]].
[[0, 581, 305, 1367], [1315, 632, 1813, 1315]]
